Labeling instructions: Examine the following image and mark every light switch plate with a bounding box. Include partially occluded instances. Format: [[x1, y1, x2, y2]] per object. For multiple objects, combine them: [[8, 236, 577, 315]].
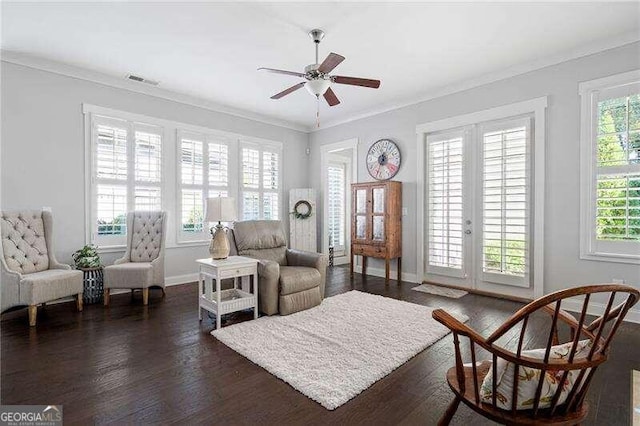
[[612, 278, 625, 284], [402, 207, 408, 216]]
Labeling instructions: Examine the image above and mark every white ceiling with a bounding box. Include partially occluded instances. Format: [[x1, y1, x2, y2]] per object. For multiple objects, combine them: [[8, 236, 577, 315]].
[[2, 2, 639, 131]]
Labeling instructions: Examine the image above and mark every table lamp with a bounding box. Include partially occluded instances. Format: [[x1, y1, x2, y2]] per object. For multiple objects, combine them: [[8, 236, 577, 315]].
[[205, 197, 237, 259]]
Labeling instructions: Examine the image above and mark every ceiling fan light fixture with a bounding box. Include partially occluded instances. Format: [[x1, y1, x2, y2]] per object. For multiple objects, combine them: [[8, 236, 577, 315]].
[[305, 78, 331, 96]]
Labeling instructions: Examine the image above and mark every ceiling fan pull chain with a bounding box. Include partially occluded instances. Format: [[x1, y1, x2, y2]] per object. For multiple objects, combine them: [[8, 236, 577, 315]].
[[316, 95, 320, 128]]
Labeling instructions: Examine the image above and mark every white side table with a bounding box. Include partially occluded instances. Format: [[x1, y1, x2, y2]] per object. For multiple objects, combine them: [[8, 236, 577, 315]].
[[196, 256, 259, 329]]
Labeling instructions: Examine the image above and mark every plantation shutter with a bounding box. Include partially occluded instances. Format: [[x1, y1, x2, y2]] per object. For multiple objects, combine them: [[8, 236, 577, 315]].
[[262, 150, 279, 220], [241, 144, 281, 220], [592, 86, 640, 255], [426, 131, 466, 278], [180, 136, 205, 234], [92, 116, 162, 247], [327, 162, 347, 252], [133, 124, 162, 211], [479, 118, 531, 288]]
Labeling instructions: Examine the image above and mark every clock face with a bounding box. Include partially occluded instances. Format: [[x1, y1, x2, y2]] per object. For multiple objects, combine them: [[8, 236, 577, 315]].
[[366, 139, 401, 180]]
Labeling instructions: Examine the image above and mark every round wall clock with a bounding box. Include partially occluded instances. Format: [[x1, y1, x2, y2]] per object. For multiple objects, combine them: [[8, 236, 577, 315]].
[[366, 139, 401, 180]]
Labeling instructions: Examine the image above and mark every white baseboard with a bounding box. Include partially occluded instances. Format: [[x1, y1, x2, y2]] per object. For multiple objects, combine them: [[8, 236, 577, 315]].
[[353, 265, 418, 284], [561, 299, 640, 324], [332, 256, 350, 266]]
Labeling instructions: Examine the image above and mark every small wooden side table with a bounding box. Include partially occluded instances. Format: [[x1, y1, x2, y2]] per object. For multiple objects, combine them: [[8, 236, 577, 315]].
[[196, 256, 259, 330]]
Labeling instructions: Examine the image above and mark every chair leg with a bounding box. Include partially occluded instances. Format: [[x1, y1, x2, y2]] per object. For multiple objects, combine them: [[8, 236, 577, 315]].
[[142, 288, 149, 305], [77, 293, 83, 312], [161, 287, 166, 297], [104, 288, 110, 306], [438, 396, 461, 426], [28, 305, 37, 327]]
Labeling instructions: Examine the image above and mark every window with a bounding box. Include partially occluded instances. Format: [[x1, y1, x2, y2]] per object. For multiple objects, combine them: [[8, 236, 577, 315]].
[[327, 161, 347, 254], [178, 131, 230, 241], [580, 71, 640, 263], [84, 104, 284, 250], [241, 143, 281, 220], [90, 115, 162, 247]]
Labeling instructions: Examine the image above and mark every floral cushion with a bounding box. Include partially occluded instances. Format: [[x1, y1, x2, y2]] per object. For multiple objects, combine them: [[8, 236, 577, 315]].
[[480, 339, 592, 410]]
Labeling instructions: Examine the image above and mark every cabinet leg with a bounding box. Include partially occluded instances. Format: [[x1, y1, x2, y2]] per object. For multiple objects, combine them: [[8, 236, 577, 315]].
[[397, 257, 402, 283], [350, 252, 354, 278], [385, 259, 390, 283]]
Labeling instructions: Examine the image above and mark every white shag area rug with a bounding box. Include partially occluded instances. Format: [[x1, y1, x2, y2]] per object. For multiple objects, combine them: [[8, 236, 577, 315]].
[[212, 290, 468, 410], [412, 283, 468, 299]]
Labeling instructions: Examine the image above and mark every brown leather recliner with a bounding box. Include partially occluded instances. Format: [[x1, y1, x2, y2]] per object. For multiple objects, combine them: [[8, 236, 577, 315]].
[[229, 220, 327, 316]]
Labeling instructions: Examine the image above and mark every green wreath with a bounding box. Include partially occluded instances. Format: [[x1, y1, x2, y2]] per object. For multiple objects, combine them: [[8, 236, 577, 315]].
[[291, 200, 313, 220]]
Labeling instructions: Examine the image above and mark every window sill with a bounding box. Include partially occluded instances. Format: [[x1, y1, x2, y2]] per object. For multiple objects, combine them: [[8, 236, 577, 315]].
[[171, 241, 210, 249], [580, 252, 640, 265], [96, 245, 127, 254]]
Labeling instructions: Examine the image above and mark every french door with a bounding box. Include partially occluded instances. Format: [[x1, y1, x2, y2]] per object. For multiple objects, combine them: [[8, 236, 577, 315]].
[[424, 116, 533, 297]]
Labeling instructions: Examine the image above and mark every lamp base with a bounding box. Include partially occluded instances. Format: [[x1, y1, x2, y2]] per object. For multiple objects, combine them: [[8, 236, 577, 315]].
[[209, 223, 230, 260]]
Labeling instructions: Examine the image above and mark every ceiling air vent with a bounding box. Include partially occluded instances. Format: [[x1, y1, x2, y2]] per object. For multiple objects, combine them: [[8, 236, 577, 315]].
[[125, 74, 159, 86]]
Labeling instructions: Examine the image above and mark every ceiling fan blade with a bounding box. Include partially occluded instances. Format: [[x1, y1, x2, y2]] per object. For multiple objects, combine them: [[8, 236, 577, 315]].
[[333, 76, 381, 89], [317, 53, 345, 74], [323, 87, 340, 107], [271, 82, 305, 99], [258, 67, 306, 78]]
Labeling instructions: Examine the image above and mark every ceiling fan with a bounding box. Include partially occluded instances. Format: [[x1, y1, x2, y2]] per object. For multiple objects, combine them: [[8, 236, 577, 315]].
[[258, 29, 381, 123]]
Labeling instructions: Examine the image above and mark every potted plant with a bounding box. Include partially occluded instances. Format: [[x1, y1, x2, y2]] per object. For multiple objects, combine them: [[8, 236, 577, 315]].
[[72, 244, 102, 270]]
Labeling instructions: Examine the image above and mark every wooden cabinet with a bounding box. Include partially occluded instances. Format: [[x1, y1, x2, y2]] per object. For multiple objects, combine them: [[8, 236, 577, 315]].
[[350, 181, 402, 282]]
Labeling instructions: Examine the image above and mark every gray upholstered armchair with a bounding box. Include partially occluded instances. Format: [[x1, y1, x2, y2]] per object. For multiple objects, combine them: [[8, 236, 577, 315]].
[[230, 220, 327, 316], [1, 210, 83, 326], [103, 211, 166, 306]]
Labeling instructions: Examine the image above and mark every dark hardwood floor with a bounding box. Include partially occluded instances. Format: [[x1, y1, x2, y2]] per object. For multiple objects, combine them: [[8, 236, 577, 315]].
[[2, 267, 638, 425]]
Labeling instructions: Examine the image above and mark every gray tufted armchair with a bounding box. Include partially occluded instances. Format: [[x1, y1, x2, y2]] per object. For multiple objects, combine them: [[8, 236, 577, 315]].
[[103, 211, 167, 306], [0, 210, 84, 326]]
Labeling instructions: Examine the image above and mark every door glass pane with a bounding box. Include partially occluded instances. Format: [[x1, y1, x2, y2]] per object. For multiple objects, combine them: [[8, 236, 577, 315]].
[[356, 189, 367, 213], [482, 124, 529, 278], [356, 216, 366, 239], [373, 216, 384, 241], [373, 187, 385, 213], [427, 135, 464, 270]]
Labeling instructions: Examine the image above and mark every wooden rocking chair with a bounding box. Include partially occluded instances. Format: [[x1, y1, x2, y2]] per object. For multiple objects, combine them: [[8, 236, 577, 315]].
[[433, 284, 639, 425]]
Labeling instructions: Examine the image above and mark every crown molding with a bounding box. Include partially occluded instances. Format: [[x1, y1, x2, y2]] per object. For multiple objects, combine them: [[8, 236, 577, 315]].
[[1, 50, 309, 133], [311, 31, 640, 132], [2, 30, 639, 134]]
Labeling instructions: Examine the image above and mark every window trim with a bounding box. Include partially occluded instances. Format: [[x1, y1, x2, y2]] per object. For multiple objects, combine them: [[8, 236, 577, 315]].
[[579, 70, 640, 264]]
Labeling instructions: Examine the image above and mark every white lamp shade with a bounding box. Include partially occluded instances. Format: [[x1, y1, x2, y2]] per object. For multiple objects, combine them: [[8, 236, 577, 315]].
[[305, 79, 331, 96], [205, 197, 237, 223]]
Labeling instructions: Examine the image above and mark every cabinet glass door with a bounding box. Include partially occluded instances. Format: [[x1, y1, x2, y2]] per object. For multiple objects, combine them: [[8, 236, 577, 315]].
[[371, 186, 386, 242], [372, 216, 385, 241], [354, 187, 369, 241], [356, 189, 367, 214], [372, 187, 385, 213]]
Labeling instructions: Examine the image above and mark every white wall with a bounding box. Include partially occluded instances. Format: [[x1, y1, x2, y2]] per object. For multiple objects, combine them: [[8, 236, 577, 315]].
[[309, 42, 640, 298], [1, 62, 309, 281]]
